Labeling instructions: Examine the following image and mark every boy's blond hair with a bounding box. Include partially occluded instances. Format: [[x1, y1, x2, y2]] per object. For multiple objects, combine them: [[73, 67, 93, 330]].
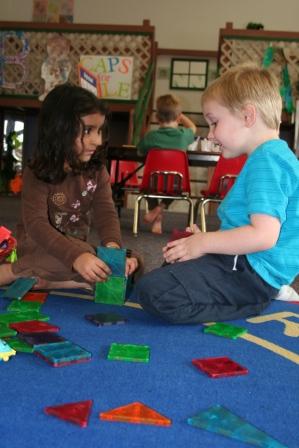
[[202, 64, 282, 130], [156, 94, 182, 123]]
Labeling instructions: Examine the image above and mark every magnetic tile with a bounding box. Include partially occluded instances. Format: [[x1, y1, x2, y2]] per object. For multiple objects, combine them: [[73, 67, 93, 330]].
[[204, 323, 247, 339], [35, 341, 92, 367], [107, 343, 150, 363], [3, 278, 37, 300], [19, 332, 65, 347], [7, 300, 41, 313], [45, 400, 93, 427], [10, 320, 59, 334], [85, 313, 126, 326], [100, 401, 171, 426], [192, 356, 248, 378], [187, 405, 287, 447], [95, 276, 126, 305], [97, 246, 126, 277]]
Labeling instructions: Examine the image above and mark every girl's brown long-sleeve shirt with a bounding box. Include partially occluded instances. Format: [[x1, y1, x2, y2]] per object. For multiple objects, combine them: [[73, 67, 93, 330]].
[[17, 165, 122, 270]]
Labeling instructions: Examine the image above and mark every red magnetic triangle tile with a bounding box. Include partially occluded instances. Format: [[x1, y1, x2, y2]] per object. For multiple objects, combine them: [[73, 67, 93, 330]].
[[9, 320, 59, 333], [100, 401, 172, 426], [45, 400, 93, 427], [21, 292, 48, 303]]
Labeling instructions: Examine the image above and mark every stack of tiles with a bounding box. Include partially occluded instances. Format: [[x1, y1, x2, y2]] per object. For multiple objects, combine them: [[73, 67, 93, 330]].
[[95, 247, 127, 305]]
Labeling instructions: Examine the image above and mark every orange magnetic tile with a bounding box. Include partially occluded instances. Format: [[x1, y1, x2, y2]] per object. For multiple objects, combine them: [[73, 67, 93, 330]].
[[99, 401, 172, 426]]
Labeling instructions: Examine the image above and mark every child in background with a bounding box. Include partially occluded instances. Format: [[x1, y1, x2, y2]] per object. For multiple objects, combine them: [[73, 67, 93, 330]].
[[135, 65, 299, 324], [137, 94, 196, 234], [0, 84, 138, 289]]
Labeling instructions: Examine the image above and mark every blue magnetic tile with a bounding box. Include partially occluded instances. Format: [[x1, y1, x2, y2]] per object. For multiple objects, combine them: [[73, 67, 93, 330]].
[[187, 405, 287, 448], [97, 246, 126, 277], [35, 341, 92, 366], [3, 278, 37, 300]]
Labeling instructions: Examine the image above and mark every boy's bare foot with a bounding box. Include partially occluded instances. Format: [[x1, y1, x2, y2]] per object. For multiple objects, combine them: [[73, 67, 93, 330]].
[[151, 214, 163, 234], [144, 205, 164, 224], [0, 263, 17, 286]]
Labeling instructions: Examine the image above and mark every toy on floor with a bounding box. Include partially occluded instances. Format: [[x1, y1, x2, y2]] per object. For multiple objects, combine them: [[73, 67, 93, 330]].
[[3, 277, 37, 300], [204, 322, 247, 339], [7, 300, 42, 313], [95, 246, 127, 305], [19, 332, 65, 347], [0, 323, 17, 338], [0, 338, 16, 362], [107, 343, 150, 363], [100, 401, 172, 426], [192, 356, 248, 378], [35, 341, 92, 367], [187, 405, 287, 448], [45, 400, 93, 427], [85, 312, 127, 326], [0, 226, 17, 263], [0, 311, 49, 324], [21, 292, 48, 303], [10, 320, 60, 334]]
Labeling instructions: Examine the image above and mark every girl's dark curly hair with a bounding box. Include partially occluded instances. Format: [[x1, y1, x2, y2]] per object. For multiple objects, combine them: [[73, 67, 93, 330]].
[[30, 83, 109, 183]]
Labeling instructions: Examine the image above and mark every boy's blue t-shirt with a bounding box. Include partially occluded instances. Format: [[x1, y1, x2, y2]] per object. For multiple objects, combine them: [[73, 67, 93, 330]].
[[218, 139, 299, 289]]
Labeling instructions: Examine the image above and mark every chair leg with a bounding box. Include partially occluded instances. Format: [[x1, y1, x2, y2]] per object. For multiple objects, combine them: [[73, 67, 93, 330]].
[[199, 198, 221, 232], [186, 198, 194, 228], [133, 195, 144, 236], [194, 198, 201, 222], [200, 199, 209, 232]]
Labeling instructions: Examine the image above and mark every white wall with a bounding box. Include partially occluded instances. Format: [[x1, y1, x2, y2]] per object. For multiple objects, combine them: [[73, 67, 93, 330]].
[[1, 0, 298, 50]]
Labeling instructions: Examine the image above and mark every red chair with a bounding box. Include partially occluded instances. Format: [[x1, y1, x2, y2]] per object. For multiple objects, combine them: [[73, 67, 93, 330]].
[[133, 149, 194, 235], [195, 154, 247, 231], [110, 160, 140, 187]]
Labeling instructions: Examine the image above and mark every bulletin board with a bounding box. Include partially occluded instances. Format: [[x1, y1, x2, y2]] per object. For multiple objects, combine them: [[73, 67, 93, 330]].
[[0, 20, 156, 107], [218, 23, 299, 102]]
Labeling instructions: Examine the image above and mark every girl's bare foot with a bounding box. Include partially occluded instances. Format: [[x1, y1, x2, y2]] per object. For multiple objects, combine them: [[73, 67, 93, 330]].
[[144, 205, 164, 224], [151, 214, 163, 234], [34, 279, 93, 290], [0, 263, 17, 286]]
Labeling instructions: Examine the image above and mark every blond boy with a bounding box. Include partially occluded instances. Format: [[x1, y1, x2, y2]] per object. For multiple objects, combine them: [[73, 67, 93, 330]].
[[135, 65, 299, 323]]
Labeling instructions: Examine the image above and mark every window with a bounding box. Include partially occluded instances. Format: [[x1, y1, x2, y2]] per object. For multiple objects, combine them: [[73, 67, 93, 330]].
[[170, 58, 209, 91]]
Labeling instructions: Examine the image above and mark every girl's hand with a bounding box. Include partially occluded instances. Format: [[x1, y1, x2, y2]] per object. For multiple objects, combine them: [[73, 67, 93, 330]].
[[73, 252, 111, 283], [125, 257, 138, 277], [162, 233, 205, 263]]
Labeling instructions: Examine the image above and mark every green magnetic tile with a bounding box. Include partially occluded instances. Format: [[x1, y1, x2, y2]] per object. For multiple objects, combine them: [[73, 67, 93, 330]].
[[95, 276, 126, 305], [107, 343, 150, 363], [187, 405, 287, 448], [204, 323, 247, 340], [0, 324, 17, 338], [97, 246, 126, 277], [7, 300, 42, 313], [5, 337, 34, 353], [0, 312, 49, 324]]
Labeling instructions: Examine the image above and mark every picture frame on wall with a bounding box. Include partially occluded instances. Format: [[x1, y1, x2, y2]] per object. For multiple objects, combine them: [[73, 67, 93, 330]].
[[170, 58, 209, 91]]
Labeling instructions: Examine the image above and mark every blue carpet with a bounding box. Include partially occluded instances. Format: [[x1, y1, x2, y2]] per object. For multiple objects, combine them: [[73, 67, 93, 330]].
[[0, 291, 298, 448]]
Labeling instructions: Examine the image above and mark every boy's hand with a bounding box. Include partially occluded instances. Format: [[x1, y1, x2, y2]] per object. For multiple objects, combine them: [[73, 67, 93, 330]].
[[186, 224, 201, 234], [73, 252, 111, 283], [125, 257, 138, 277], [163, 233, 205, 263]]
